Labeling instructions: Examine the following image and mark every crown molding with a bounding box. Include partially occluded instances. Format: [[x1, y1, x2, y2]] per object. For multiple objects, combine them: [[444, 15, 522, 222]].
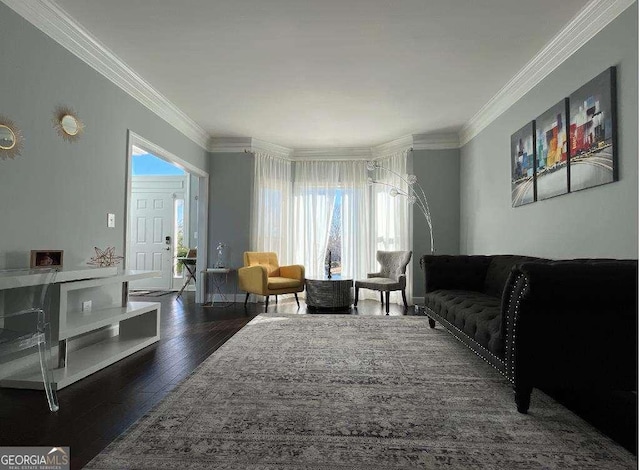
[[208, 137, 253, 153], [212, 132, 463, 161], [371, 135, 414, 158], [412, 133, 460, 150], [1, 0, 210, 150], [294, 147, 372, 160], [459, 0, 635, 146], [251, 138, 293, 159]]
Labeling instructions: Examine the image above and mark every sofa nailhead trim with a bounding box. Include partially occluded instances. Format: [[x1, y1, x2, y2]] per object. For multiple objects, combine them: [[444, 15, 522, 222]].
[[507, 274, 528, 385], [423, 306, 506, 376]]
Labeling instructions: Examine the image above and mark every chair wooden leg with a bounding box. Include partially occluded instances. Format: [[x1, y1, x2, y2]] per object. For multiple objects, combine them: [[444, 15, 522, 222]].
[[275, 295, 278, 304], [354, 287, 359, 306], [385, 291, 390, 315], [294, 293, 300, 308], [244, 292, 250, 307], [380, 291, 384, 304], [265, 295, 269, 312], [401, 289, 408, 309]]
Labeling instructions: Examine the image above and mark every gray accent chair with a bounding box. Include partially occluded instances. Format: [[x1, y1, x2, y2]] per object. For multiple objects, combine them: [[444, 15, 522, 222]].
[[354, 250, 413, 314]]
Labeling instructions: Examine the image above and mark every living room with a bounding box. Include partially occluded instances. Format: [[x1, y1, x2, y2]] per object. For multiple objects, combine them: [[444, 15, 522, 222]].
[[0, 0, 637, 468]]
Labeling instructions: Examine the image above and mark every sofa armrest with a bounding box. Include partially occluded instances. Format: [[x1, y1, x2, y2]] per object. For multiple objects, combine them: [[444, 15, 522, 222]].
[[280, 264, 305, 282], [504, 260, 638, 392], [420, 255, 493, 293], [238, 265, 269, 294]]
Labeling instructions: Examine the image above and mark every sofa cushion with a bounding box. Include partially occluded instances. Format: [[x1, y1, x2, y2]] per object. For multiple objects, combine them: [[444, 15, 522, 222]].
[[483, 255, 539, 298], [355, 277, 403, 291], [425, 289, 503, 358], [267, 277, 302, 289]]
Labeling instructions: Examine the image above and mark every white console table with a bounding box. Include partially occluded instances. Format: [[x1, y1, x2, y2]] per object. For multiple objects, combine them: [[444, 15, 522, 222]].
[[1, 268, 161, 391]]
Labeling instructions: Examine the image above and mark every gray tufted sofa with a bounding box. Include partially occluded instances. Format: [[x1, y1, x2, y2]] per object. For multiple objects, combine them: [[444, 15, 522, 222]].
[[419, 254, 638, 415]]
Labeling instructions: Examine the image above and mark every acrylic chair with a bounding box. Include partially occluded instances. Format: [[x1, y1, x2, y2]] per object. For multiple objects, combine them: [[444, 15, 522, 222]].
[[0, 267, 59, 411], [354, 250, 412, 314]]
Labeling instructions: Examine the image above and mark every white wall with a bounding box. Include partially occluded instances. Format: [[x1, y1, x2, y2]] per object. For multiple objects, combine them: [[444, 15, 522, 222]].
[[460, 4, 638, 259]]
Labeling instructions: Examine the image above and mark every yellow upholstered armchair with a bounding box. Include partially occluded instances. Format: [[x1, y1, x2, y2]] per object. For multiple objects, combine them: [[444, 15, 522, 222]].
[[238, 252, 305, 311]]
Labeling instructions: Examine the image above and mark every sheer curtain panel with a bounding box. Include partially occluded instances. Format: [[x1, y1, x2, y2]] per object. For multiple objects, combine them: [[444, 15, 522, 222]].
[[251, 153, 293, 264], [293, 161, 339, 279], [369, 150, 413, 303]]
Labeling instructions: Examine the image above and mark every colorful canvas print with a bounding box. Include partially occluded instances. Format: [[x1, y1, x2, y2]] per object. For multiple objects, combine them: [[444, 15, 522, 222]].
[[510, 121, 536, 207], [535, 99, 569, 201], [568, 67, 617, 192]]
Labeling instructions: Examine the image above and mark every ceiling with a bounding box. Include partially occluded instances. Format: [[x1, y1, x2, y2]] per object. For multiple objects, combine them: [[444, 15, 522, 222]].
[[53, 0, 591, 149]]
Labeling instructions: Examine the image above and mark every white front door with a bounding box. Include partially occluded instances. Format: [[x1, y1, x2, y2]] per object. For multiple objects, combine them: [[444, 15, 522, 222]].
[[128, 175, 189, 290], [129, 190, 175, 289]]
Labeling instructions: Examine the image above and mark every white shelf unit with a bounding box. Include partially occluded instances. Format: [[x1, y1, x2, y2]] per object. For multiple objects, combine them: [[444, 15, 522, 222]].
[[1, 270, 161, 391]]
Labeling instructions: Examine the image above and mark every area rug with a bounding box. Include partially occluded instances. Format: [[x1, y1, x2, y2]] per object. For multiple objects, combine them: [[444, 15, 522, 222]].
[[86, 314, 636, 469]]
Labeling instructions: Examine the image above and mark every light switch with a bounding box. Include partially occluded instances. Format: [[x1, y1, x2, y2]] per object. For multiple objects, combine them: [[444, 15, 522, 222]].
[[107, 213, 115, 228]]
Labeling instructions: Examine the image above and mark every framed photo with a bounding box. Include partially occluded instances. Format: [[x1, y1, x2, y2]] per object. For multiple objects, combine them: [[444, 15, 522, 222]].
[[510, 121, 536, 207], [568, 67, 617, 192], [535, 98, 570, 201], [30, 250, 64, 268]]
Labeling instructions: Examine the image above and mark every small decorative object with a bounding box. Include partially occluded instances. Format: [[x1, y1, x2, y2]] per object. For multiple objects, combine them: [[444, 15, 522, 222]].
[[0, 115, 24, 160], [87, 246, 123, 267], [53, 106, 85, 142], [326, 250, 332, 279], [535, 98, 569, 201], [569, 67, 617, 192], [214, 242, 227, 268], [30, 250, 64, 268], [510, 121, 536, 207], [367, 160, 434, 254]]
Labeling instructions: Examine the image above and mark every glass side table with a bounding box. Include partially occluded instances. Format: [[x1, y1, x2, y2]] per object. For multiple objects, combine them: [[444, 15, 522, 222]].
[[202, 268, 236, 308]]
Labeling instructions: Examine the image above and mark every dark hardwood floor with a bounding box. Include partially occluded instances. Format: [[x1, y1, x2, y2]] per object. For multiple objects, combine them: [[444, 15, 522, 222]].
[[0, 292, 409, 469], [1, 293, 634, 467]]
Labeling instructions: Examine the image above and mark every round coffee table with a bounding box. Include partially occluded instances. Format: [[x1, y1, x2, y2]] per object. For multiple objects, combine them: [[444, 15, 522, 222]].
[[305, 277, 353, 312]]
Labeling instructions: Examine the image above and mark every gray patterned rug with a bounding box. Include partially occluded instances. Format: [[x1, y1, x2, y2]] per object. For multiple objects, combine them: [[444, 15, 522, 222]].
[[86, 314, 636, 469]]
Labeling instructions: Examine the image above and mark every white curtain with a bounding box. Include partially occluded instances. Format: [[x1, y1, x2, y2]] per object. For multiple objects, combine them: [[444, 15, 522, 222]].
[[369, 150, 413, 303], [337, 161, 370, 282], [293, 161, 339, 279], [251, 152, 293, 264], [251, 150, 412, 305], [293, 160, 370, 281]]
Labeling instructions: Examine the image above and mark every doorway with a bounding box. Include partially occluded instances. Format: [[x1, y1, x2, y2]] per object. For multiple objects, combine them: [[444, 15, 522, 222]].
[[129, 174, 188, 290], [125, 132, 209, 302]]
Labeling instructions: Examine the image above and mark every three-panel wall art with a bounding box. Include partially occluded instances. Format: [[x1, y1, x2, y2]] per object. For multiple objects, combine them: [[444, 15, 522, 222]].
[[511, 67, 617, 207]]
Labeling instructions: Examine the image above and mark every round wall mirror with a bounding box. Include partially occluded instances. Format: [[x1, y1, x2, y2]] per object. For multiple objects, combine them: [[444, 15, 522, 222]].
[[60, 114, 80, 136], [53, 106, 84, 142], [0, 125, 16, 150]]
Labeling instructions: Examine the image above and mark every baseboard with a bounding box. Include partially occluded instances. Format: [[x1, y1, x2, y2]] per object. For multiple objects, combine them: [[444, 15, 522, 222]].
[[207, 293, 246, 303]]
